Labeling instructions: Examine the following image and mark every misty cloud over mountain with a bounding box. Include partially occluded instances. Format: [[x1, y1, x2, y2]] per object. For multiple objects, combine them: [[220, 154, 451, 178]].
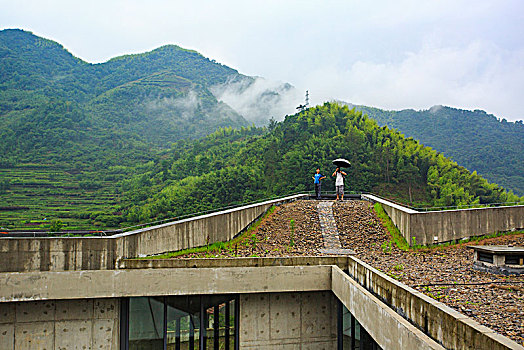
[[211, 77, 303, 126]]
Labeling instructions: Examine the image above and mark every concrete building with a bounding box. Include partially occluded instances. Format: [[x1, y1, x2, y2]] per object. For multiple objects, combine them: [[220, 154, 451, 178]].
[[1, 194, 523, 350]]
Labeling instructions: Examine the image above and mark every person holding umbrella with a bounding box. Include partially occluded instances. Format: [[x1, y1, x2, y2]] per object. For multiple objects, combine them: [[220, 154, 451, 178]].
[[312, 168, 326, 199], [332, 158, 350, 201]]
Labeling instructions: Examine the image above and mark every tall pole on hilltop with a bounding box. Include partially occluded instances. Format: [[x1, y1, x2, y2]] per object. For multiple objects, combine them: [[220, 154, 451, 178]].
[[305, 90, 310, 108], [296, 90, 310, 112]]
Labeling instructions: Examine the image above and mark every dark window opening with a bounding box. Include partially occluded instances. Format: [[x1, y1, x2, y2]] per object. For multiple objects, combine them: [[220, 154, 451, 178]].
[[478, 252, 494, 263], [505, 255, 524, 265], [338, 301, 382, 350], [121, 295, 239, 350]]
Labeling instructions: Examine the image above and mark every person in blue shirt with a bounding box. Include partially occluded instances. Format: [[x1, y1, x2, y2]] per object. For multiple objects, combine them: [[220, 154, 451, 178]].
[[312, 168, 326, 199]]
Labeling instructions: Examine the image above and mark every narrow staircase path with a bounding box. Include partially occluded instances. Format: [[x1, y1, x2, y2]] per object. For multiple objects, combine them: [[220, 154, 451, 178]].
[[317, 201, 354, 255]]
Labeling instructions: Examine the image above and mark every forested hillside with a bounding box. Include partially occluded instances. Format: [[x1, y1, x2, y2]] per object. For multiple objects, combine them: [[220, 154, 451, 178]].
[[0, 28, 249, 164], [0, 29, 250, 230], [120, 103, 522, 225], [2, 102, 521, 230], [1, 29, 521, 231], [345, 103, 524, 196]]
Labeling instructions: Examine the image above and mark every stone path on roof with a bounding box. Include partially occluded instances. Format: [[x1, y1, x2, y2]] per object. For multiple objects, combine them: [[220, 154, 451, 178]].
[[317, 201, 354, 255]]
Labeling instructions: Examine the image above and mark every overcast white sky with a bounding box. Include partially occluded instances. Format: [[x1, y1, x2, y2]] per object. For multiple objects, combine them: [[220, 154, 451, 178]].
[[2, 0, 523, 121]]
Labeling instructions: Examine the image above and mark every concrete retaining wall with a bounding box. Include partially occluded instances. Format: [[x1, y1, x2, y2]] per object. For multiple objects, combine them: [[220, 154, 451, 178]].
[[0, 298, 119, 350], [363, 194, 524, 245], [0, 194, 307, 272], [114, 194, 305, 258], [0, 238, 118, 272]]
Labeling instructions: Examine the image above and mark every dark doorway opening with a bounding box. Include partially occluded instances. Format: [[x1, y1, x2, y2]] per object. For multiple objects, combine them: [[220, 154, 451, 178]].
[[338, 301, 382, 350]]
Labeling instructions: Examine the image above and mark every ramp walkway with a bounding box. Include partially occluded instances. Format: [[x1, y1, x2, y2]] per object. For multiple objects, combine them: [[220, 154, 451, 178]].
[[317, 201, 354, 255]]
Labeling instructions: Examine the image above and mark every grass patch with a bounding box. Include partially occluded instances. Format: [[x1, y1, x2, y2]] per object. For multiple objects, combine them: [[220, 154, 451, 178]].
[[143, 205, 277, 259], [373, 203, 409, 251], [393, 263, 404, 271]]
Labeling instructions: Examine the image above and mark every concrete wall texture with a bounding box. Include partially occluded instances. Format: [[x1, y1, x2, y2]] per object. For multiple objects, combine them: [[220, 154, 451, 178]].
[[363, 194, 524, 245], [0, 298, 119, 350], [240, 291, 338, 349], [0, 238, 117, 273], [0, 291, 337, 350], [1, 259, 523, 349], [0, 266, 332, 302], [0, 194, 307, 273], [331, 266, 444, 350]]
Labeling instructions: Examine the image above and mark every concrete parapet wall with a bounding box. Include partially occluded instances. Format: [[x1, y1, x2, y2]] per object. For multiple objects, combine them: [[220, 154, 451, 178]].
[[345, 255, 524, 350], [0, 194, 307, 272], [118, 255, 351, 269], [0, 265, 331, 302], [409, 206, 524, 245], [114, 194, 307, 258], [0, 237, 117, 272], [331, 266, 444, 350], [362, 194, 524, 245]]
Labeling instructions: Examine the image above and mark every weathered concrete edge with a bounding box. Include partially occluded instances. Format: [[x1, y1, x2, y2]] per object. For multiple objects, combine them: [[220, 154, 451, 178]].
[[362, 193, 524, 246], [347, 255, 524, 350], [331, 266, 444, 350], [362, 194, 419, 214], [117, 256, 352, 269], [113, 194, 309, 238], [0, 265, 331, 302]]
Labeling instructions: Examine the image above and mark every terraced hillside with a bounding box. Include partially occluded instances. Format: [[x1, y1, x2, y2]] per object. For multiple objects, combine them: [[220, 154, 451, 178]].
[[0, 164, 124, 231]]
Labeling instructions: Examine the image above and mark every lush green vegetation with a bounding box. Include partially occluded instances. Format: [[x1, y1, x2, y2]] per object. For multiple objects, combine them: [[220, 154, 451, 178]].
[[120, 103, 522, 226], [373, 203, 409, 251], [0, 29, 249, 230], [1, 29, 521, 231], [347, 103, 524, 196], [0, 163, 126, 230], [0, 29, 248, 163], [3, 101, 521, 231]]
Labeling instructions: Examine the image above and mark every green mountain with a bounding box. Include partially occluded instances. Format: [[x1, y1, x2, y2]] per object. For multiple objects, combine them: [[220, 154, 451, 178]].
[[343, 103, 524, 196], [0, 28, 248, 162], [120, 103, 522, 225], [0, 29, 251, 230]]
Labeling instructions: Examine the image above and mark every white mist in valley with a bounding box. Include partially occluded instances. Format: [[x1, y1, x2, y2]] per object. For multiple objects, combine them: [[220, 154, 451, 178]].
[[211, 77, 303, 126], [144, 90, 244, 126], [145, 90, 201, 121]]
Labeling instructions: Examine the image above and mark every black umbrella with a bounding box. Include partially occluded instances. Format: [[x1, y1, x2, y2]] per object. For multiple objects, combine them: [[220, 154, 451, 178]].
[[332, 158, 351, 168]]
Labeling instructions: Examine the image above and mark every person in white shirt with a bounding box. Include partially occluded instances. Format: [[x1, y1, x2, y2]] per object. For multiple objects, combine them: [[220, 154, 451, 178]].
[[332, 167, 347, 201]]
